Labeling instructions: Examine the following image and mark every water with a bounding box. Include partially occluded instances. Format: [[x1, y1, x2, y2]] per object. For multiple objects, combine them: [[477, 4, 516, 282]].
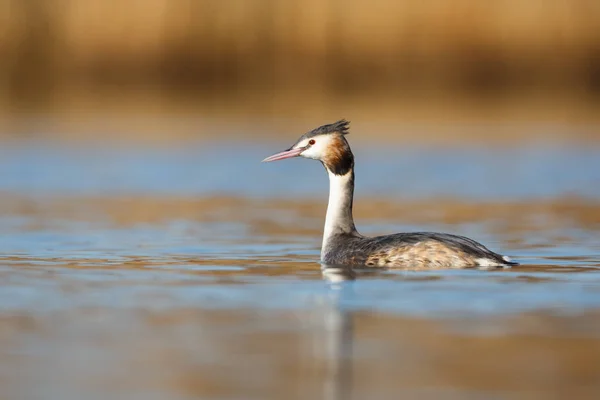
[[1, 141, 600, 399], [2, 142, 600, 198]]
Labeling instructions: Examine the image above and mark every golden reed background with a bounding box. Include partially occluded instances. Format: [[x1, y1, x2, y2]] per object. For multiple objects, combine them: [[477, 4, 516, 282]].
[[1, 0, 600, 138]]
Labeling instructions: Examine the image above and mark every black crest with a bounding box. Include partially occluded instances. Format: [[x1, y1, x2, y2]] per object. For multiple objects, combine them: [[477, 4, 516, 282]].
[[304, 119, 350, 139]]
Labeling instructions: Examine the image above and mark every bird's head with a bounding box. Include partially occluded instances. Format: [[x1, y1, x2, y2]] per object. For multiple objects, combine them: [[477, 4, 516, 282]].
[[262, 119, 354, 175]]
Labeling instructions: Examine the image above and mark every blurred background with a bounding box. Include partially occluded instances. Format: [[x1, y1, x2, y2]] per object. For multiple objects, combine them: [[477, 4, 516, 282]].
[[1, 0, 599, 142], [2, 2, 600, 400]]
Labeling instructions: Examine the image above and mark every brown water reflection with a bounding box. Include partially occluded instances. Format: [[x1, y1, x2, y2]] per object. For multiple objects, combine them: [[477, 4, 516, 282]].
[[1, 195, 600, 399], [3, 307, 600, 399]]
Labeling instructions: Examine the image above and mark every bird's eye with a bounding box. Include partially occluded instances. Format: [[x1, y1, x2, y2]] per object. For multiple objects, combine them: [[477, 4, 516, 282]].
[[308, 139, 316, 145]]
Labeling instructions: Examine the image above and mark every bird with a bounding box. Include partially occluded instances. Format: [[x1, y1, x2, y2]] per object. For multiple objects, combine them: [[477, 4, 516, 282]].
[[262, 120, 518, 269]]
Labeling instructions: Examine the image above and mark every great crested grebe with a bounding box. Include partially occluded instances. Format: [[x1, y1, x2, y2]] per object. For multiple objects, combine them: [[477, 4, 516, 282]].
[[262, 120, 518, 269]]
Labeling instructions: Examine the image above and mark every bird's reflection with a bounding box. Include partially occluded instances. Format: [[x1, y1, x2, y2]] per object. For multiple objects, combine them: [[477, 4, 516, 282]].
[[319, 264, 356, 400], [321, 264, 356, 284]]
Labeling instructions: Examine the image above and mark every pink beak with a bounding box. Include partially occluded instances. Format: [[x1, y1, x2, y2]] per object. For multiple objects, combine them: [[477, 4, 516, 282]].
[[262, 147, 305, 162]]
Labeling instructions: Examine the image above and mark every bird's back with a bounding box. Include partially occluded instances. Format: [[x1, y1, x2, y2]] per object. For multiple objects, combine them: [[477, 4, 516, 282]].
[[322, 232, 518, 269]]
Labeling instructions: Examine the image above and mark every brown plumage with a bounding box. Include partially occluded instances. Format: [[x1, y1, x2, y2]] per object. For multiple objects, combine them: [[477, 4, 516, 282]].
[[365, 240, 479, 268], [322, 136, 354, 175]]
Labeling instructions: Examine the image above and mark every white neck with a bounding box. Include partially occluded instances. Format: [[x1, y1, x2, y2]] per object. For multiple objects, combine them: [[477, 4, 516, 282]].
[[322, 169, 357, 256]]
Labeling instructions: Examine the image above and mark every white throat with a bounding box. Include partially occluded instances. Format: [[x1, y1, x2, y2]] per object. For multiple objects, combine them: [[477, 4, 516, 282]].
[[322, 169, 357, 256]]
